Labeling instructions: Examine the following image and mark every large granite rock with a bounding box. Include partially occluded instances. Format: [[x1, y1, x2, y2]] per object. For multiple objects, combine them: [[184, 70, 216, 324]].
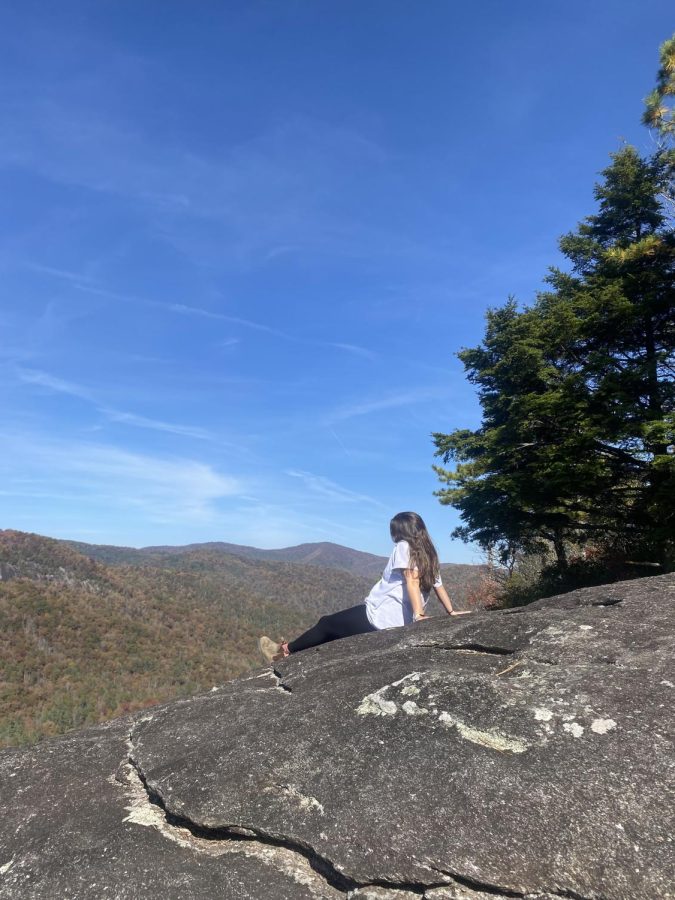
[[1, 574, 674, 899]]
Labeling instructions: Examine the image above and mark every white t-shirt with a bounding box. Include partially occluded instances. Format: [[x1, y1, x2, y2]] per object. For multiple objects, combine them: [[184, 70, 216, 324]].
[[364, 540, 443, 630]]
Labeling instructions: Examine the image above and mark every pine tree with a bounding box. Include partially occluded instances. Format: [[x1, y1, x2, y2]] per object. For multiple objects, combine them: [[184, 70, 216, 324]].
[[643, 34, 675, 141], [434, 148, 675, 571], [643, 33, 675, 215]]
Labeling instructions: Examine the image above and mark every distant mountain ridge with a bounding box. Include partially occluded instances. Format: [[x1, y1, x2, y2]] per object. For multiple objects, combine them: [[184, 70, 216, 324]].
[[65, 538, 388, 579], [66, 537, 485, 587], [145, 540, 389, 578]]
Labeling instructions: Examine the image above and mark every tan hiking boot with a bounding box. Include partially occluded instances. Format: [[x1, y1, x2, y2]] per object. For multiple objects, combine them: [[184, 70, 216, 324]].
[[258, 636, 284, 664]]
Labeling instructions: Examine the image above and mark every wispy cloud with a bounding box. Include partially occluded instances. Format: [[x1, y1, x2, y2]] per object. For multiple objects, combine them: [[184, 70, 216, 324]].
[[164, 306, 379, 359], [328, 342, 378, 361], [168, 303, 228, 321], [217, 497, 379, 549], [25, 263, 98, 285], [29, 266, 380, 362], [263, 244, 299, 262], [323, 387, 450, 425], [0, 430, 384, 547], [17, 367, 93, 400], [170, 305, 292, 340], [0, 432, 242, 525], [100, 408, 212, 440], [73, 281, 163, 309], [286, 468, 385, 508], [328, 426, 351, 458], [2, 92, 407, 268], [16, 367, 211, 439]]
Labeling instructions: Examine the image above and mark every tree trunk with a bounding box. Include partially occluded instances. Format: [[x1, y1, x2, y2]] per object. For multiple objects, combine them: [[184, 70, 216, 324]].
[[553, 532, 568, 569], [644, 313, 668, 457]]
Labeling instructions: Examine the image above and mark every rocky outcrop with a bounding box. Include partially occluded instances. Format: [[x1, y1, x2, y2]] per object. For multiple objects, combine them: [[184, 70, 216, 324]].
[[1, 574, 674, 899]]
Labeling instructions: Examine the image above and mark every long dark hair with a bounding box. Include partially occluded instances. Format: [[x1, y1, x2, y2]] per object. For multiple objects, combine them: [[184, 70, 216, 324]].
[[389, 511, 440, 593]]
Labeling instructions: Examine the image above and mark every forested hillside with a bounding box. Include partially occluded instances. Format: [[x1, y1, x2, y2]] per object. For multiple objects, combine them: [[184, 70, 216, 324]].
[[0, 530, 374, 749]]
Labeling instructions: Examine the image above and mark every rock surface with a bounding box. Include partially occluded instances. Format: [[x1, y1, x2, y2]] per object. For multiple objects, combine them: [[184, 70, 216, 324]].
[[1, 573, 674, 899]]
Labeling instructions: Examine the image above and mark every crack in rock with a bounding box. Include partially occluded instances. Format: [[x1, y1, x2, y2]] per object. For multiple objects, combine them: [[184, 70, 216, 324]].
[[415, 643, 515, 656], [271, 667, 293, 693], [122, 736, 502, 898], [591, 597, 623, 608], [125, 735, 358, 894], [120, 756, 341, 896], [428, 865, 526, 897], [115, 727, 608, 900], [427, 865, 596, 900]]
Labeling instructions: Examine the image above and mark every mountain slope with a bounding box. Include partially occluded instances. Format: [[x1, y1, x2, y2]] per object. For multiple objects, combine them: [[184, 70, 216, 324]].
[[0, 530, 374, 749]]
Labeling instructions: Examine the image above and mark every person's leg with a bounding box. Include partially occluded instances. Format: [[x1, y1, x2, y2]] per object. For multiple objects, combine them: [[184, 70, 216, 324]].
[[288, 604, 376, 654]]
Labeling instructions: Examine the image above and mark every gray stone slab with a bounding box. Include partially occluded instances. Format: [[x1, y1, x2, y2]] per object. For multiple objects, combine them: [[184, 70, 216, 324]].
[[0, 703, 341, 899]]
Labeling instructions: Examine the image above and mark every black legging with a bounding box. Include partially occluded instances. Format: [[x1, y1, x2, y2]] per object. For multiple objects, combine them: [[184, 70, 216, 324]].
[[288, 604, 377, 654]]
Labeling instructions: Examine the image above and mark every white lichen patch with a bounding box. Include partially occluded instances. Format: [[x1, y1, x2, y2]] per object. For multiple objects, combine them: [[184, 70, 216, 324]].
[[401, 684, 420, 697], [356, 672, 425, 717], [591, 718, 617, 734], [352, 888, 422, 899], [438, 712, 529, 754], [401, 701, 429, 716], [0, 859, 14, 875], [356, 672, 529, 752], [563, 722, 585, 738], [356, 692, 398, 717], [391, 672, 424, 687], [534, 707, 553, 722], [267, 784, 325, 816], [660, 680, 674, 688], [578, 625, 593, 631]]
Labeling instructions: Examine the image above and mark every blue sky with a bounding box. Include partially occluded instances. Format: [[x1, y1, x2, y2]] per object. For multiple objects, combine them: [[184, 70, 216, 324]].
[[1, 1, 672, 561]]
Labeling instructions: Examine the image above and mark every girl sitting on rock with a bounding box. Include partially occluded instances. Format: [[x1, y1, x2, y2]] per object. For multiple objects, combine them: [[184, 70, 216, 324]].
[[258, 511, 469, 663]]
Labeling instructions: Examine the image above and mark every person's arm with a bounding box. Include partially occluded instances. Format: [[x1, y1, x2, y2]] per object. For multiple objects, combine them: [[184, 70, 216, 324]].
[[434, 583, 472, 615], [403, 569, 427, 621]]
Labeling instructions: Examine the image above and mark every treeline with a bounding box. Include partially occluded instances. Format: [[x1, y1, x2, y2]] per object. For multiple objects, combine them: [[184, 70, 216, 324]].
[[434, 35, 675, 602]]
